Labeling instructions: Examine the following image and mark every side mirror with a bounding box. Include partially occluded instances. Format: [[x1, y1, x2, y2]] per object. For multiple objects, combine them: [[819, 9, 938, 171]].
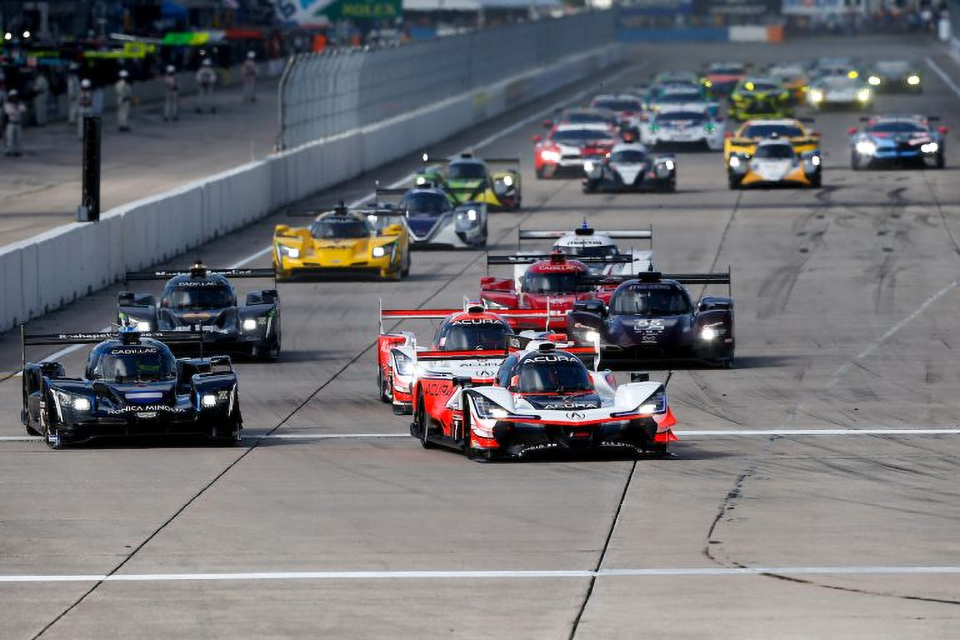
[[630, 372, 649, 383], [542, 119, 553, 129], [938, 126, 949, 135], [531, 134, 542, 143], [847, 126, 858, 135], [274, 224, 291, 235]]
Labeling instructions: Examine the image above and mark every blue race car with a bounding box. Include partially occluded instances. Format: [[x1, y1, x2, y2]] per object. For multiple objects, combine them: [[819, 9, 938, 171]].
[[849, 114, 947, 170]]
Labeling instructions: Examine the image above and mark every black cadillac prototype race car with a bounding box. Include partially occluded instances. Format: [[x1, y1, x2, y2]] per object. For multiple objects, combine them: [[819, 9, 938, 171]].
[[117, 262, 280, 359], [566, 271, 734, 368], [20, 327, 242, 448]]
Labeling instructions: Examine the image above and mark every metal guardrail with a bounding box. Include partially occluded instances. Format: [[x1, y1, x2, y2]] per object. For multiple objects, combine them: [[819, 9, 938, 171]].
[[277, 11, 617, 150]]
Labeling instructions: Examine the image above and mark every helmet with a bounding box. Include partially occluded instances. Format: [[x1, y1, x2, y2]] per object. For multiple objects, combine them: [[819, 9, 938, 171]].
[[118, 70, 129, 79], [247, 51, 256, 59], [80, 79, 91, 89], [202, 58, 213, 66], [166, 65, 175, 74]]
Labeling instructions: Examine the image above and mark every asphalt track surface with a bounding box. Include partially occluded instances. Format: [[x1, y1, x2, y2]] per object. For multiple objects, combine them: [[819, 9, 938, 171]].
[[2, 36, 960, 639]]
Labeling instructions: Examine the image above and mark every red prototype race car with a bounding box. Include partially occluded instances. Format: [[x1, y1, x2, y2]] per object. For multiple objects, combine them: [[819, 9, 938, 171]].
[[480, 251, 630, 331], [410, 335, 678, 460], [377, 302, 550, 415], [532, 123, 620, 179]]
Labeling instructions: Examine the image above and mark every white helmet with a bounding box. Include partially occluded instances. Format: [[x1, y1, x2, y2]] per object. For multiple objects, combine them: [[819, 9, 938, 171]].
[[119, 69, 129, 79], [166, 65, 175, 74], [80, 79, 91, 89], [247, 51, 256, 59]]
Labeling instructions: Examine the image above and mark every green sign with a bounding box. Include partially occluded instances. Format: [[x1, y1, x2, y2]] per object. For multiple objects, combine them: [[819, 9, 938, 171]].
[[274, 0, 401, 22]]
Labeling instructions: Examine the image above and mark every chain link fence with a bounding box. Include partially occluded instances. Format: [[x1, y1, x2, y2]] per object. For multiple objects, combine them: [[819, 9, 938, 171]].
[[277, 11, 617, 150]]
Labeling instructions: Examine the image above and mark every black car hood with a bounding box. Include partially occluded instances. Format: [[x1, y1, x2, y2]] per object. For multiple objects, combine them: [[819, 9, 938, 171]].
[[159, 307, 237, 330]]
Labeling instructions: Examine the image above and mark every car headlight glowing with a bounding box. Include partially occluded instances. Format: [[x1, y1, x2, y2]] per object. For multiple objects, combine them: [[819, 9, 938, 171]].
[[540, 150, 561, 163], [415, 176, 427, 185], [868, 75, 881, 86], [73, 397, 92, 412], [201, 394, 218, 408], [467, 209, 478, 221], [393, 352, 414, 377], [372, 246, 386, 258], [242, 318, 258, 331], [921, 142, 939, 153], [847, 70, 858, 79], [701, 326, 719, 340], [729, 156, 741, 168], [135, 321, 151, 332], [664, 159, 675, 171], [585, 330, 600, 343], [636, 389, 666, 415], [471, 394, 511, 420], [278, 244, 300, 259], [583, 160, 595, 173], [502, 175, 513, 187], [810, 90, 823, 103], [857, 88, 871, 102], [907, 75, 920, 85], [811, 155, 821, 166], [856, 140, 877, 155]]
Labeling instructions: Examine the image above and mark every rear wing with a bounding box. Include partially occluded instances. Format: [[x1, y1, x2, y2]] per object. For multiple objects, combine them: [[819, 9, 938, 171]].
[[379, 299, 564, 333], [421, 154, 520, 165], [486, 254, 633, 266], [579, 269, 732, 297], [20, 327, 205, 369], [415, 349, 509, 362], [518, 226, 653, 252], [125, 268, 276, 282]]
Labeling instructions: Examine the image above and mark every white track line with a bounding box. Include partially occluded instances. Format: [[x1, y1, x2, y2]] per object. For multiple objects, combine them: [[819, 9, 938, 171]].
[[1, 565, 958, 583], [228, 62, 645, 270], [925, 56, 960, 100]]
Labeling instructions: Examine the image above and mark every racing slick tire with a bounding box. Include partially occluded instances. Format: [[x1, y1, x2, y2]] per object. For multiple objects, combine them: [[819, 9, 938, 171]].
[[401, 252, 411, 278], [810, 175, 822, 189], [643, 442, 669, 458], [727, 177, 741, 190], [378, 370, 391, 403], [663, 179, 677, 193], [40, 399, 64, 450], [851, 153, 863, 171], [414, 396, 434, 449], [535, 166, 547, 180], [461, 403, 475, 460], [22, 409, 40, 436], [936, 151, 945, 169]]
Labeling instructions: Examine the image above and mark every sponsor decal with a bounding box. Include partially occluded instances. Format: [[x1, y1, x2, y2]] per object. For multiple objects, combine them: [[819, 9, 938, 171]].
[[422, 381, 452, 397], [451, 318, 499, 325], [542, 402, 598, 410], [566, 411, 586, 420], [107, 405, 188, 415], [175, 281, 224, 288], [109, 347, 159, 355], [525, 354, 578, 364]]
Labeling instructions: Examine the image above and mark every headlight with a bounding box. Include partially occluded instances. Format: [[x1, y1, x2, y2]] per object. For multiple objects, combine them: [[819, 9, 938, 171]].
[[130, 320, 151, 332], [664, 159, 675, 171], [729, 156, 741, 168], [502, 175, 513, 187], [585, 330, 600, 343], [471, 394, 511, 420], [907, 75, 920, 85], [278, 244, 300, 259], [393, 352, 414, 377], [810, 90, 823, 103], [856, 140, 877, 155], [921, 142, 939, 154], [811, 155, 821, 166], [700, 326, 719, 340], [467, 209, 477, 221], [242, 318, 258, 331], [415, 176, 427, 186], [54, 390, 92, 412], [857, 88, 871, 102], [636, 388, 666, 415], [583, 160, 595, 173], [540, 150, 561, 163], [868, 76, 881, 86], [201, 394, 217, 408], [372, 246, 386, 258], [73, 397, 92, 412]]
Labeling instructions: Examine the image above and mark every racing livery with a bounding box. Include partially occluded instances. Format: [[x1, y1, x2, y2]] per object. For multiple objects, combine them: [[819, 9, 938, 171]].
[[644, 84, 720, 119], [567, 271, 735, 368], [728, 138, 822, 189], [532, 123, 619, 179], [723, 118, 820, 165], [849, 114, 946, 170], [375, 187, 488, 248], [20, 328, 242, 448], [641, 110, 723, 151], [410, 336, 678, 460], [273, 205, 411, 280], [414, 153, 521, 211], [582, 143, 677, 193], [728, 77, 793, 120], [118, 262, 281, 359]]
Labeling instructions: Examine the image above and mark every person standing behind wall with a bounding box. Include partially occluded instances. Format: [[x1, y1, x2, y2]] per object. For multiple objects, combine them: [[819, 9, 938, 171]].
[[66, 63, 81, 125], [31, 71, 50, 126], [115, 70, 133, 131], [4, 89, 26, 156], [163, 65, 179, 121], [77, 79, 93, 140], [195, 58, 217, 114], [241, 51, 258, 103]]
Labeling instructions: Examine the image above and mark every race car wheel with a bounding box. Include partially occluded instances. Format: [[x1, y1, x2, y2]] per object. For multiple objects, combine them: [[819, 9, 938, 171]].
[[851, 153, 862, 171], [810, 175, 822, 189], [40, 404, 64, 450], [936, 151, 945, 169], [727, 177, 741, 190], [461, 401, 474, 459], [401, 253, 411, 278], [663, 179, 677, 193], [378, 369, 391, 403], [22, 409, 41, 436], [535, 166, 546, 180], [643, 443, 668, 458], [415, 397, 433, 449]]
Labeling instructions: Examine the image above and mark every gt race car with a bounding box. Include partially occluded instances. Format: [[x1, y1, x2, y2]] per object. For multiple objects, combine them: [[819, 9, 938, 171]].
[[723, 118, 820, 165], [865, 60, 922, 93], [643, 84, 720, 119], [375, 187, 488, 248], [376, 303, 548, 414], [728, 77, 793, 120], [414, 153, 521, 211], [849, 114, 946, 169], [807, 75, 872, 111], [119, 262, 281, 359], [567, 270, 735, 368], [273, 204, 411, 280], [582, 143, 676, 193], [411, 335, 678, 460], [766, 62, 809, 103], [533, 123, 619, 179], [515, 222, 655, 277], [21, 327, 242, 448], [641, 109, 723, 151], [728, 139, 822, 189], [701, 61, 748, 97], [589, 94, 645, 140]]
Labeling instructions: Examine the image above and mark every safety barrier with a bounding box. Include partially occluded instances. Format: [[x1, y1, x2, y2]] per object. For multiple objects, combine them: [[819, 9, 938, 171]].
[[0, 43, 623, 332]]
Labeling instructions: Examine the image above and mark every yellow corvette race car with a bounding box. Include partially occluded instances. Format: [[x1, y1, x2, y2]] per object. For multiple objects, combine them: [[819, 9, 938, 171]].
[[273, 205, 411, 281], [723, 118, 820, 165]]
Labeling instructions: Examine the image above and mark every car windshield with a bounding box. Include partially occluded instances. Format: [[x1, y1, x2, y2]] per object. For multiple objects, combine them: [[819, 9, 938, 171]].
[[875, 61, 911, 73], [592, 99, 641, 112], [609, 149, 647, 163], [742, 124, 804, 138], [438, 321, 512, 351], [611, 284, 690, 316], [658, 91, 701, 103], [403, 192, 450, 216], [91, 348, 177, 383], [448, 162, 486, 180], [522, 271, 582, 294], [311, 217, 370, 239], [518, 359, 593, 393], [755, 144, 796, 159], [564, 111, 614, 124], [163, 285, 233, 310], [867, 121, 926, 133], [656, 111, 705, 124], [551, 129, 610, 144], [710, 64, 744, 75]]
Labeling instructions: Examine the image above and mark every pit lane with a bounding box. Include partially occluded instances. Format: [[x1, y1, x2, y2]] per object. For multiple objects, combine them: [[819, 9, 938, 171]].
[[1, 35, 959, 639]]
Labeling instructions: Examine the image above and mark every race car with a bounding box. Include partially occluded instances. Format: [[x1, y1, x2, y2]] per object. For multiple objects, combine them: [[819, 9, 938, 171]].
[[414, 153, 521, 211], [410, 335, 678, 459], [809, 58, 862, 81], [807, 75, 872, 111], [865, 60, 922, 93], [118, 261, 281, 359], [582, 143, 677, 192], [532, 123, 619, 179], [376, 302, 550, 414], [849, 114, 947, 170], [641, 109, 723, 151], [766, 62, 809, 103], [589, 94, 645, 140], [728, 77, 793, 120], [514, 222, 655, 278], [701, 61, 748, 97], [480, 251, 632, 331], [273, 204, 411, 280], [566, 270, 735, 368], [723, 118, 820, 165], [20, 327, 242, 448], [374, 187, 488, 248], [728, 138, 822, 189], [644, 84, 720, 118]]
